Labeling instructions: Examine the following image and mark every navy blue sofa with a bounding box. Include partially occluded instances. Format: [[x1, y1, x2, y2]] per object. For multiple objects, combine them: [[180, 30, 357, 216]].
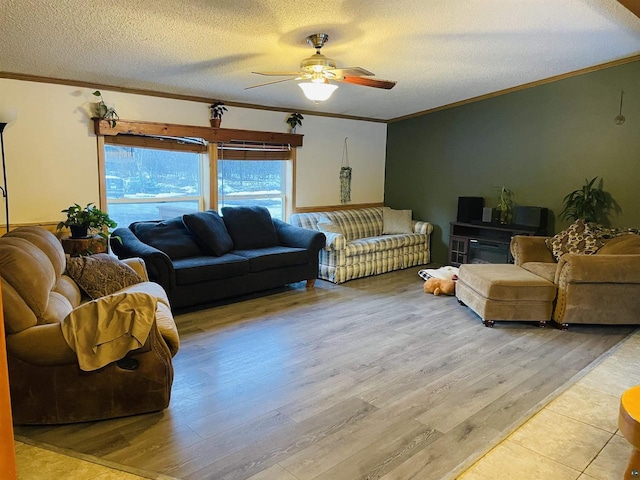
[[110, 207, 325, 310]]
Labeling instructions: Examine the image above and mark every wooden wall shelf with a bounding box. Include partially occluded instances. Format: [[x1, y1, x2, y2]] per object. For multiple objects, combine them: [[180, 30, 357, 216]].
[[92, 118, 303, 147]]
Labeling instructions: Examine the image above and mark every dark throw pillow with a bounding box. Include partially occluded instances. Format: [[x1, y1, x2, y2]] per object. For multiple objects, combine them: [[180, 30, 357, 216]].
[[66, 254, 143, 299], [131, 217, 202, 259], [182, 210, 234, 256], [221, 206, 279, 250]]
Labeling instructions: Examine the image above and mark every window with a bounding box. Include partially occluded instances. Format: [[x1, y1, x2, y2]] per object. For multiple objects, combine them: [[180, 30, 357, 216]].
[[99, 132, 295, 226], [215, 143, 294, 221], [103, 138, 206, 227], [218, 159, 288, 220]]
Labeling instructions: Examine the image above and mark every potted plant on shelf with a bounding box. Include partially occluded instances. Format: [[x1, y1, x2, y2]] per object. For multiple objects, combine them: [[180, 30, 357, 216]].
[[57, 203, 117, 239], [496, 186, 513, 224], [286, 112, 304, 133], [92, 90, 119, 128], [209, 101, 228, 128], [559, 177, 616, 224]]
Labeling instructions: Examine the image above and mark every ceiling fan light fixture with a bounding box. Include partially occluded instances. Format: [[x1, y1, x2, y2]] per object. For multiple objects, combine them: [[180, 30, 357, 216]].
[[298, 81, 338, 102]]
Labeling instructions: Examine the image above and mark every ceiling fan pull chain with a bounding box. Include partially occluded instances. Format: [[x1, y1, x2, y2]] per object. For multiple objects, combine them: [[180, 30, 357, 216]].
[[340, 137, 352, 204]]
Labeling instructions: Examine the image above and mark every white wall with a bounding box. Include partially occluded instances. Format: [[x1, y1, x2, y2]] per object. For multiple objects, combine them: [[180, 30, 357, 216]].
[[0, 79, 387, 225]]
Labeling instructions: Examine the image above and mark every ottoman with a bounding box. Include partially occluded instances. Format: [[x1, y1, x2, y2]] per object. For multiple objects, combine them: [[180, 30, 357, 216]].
[[456, 264, 557, 327]]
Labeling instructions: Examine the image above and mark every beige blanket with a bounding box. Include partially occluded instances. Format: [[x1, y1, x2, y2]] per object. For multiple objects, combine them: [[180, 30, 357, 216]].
[[61, 291, 157, 371]]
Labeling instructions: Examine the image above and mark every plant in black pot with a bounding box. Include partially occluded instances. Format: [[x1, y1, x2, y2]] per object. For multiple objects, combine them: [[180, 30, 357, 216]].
[[559, 177, 618, 224], [209, 101, 228, 128], [57, 203, 117, 239]]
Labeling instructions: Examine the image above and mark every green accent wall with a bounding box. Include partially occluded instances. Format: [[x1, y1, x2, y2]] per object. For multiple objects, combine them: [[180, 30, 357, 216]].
[[385, 60, 640, 264]]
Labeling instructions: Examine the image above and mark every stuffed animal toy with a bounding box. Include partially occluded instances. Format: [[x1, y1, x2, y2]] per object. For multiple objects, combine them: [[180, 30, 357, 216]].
[[423, 277, 456, 296]]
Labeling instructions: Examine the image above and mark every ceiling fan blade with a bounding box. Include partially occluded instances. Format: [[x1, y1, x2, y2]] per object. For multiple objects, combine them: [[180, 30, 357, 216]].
[[252, 71, 304, 76], [329, 67, 375, 77], [339, 76, 397, 90], [245, 77, 300, 90]]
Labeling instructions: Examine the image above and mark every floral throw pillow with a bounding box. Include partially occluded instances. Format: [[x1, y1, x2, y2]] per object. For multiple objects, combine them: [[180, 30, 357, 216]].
[[66, 253, 143, 299], [545, 219, 605, 261]]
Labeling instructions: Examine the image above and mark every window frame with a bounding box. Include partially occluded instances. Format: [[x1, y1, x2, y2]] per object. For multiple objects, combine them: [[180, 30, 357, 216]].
[[210, 144, 295, 221], [98, 135, 296, 222], [99, 136, 208, 224]]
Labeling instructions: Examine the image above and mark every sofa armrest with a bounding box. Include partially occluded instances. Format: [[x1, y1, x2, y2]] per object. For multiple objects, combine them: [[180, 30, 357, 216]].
[[412, 221, 433, 235], [323, 232, 347, 251], [510, 236, 555, 265], [110, 227, 176, 290], [121, 257, 149, 281], [273, 219, 326, 252], [6, 319, 158, 367], [557, 254, 640, 284], [6, 323, 77, 366]]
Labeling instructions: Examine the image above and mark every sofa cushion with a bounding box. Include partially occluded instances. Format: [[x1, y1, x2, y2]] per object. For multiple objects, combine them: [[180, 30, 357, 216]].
[[42, 292, 74, 325], [172, 254, 249, 285], [233, 246, 309, 273], [458, 264, 556, 302], [324, 208, 383, 241], [373, 233, 427, 251], [316, 216, 343, 235], [597, 234, 640, 255], [182, 210, 234, 256], [521, 262, 557, 284], [221, 206, 278, 250], [545, 219, 605, 261], [345, 238, 379, 256], [131, 217, 202, 260], [382, 207, 412, 234], [66, 253, 143, 299]]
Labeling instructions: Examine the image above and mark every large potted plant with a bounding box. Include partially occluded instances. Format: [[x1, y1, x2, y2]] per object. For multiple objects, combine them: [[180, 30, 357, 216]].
[[57, 203, 117, 239], [559, 177, 614, 224]]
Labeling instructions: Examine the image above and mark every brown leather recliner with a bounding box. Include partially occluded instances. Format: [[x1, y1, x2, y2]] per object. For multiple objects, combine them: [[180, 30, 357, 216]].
[[0, 226, 180, 424]]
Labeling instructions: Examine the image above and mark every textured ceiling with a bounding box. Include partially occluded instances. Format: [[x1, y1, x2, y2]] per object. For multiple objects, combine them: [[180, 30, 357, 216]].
[[2, 0, 640, 120]]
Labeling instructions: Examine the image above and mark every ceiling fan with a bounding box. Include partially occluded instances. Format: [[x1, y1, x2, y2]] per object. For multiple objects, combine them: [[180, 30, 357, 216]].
[[246, 33, 397, 101]]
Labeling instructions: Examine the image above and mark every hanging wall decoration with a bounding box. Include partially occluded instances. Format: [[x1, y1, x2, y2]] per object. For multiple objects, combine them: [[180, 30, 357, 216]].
[[614, 90, 626, 125], [340, 137, 352, 204]]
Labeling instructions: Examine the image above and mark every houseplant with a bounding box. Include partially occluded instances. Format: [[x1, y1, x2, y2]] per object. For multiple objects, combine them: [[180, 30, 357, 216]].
[[93, 90, 119, 128], [57, 203, 117, 239], [286, 112, 304, 133], [496, 186, 513, 224], [209, 101, 228, 128], [559, 177, 614, 224]]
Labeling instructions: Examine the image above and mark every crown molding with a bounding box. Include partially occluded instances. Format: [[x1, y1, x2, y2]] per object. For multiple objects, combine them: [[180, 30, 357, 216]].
[[388, 54, 640, 123], [0, 72, 386, 124]]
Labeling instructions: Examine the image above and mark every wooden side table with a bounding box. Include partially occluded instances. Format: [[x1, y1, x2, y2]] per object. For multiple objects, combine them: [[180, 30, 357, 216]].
[[619, 385, 640, 479], [61, 236, 107, 256]]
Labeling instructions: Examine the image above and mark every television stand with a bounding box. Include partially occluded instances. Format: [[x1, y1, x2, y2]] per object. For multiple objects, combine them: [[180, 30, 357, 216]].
[[448, 222, 544, 266]]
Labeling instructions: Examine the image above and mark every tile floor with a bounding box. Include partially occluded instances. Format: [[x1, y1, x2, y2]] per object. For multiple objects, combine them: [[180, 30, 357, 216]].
[[459, 329, 640, 480], [13, 330, 639, 480], [13, 440, 150, 480]]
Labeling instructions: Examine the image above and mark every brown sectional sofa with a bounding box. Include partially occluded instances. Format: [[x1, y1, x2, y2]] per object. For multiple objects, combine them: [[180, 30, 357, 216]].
[[511, 233, 640, 327], [457, 231, 640, 328]]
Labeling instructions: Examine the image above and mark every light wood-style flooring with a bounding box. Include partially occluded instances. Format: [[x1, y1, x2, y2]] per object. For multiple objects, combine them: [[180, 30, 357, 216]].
[[14, 268, 633, 480]]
